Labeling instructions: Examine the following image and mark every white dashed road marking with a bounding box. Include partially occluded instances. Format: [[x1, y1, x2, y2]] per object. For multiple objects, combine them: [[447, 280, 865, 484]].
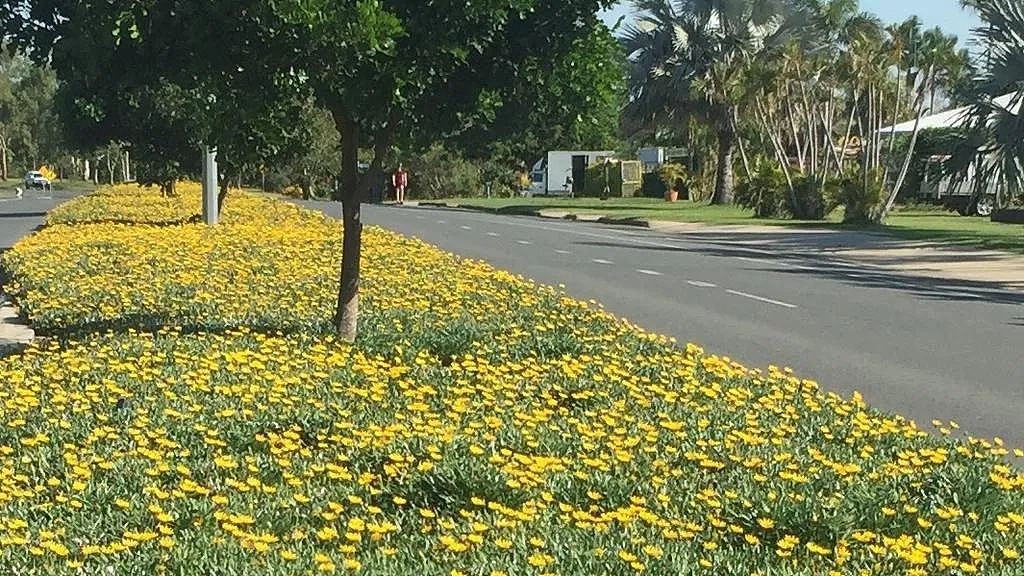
[[636, 269, 663, 276], [554, 249, 572, 255], [460, 225, 473, 230], [726, 289, 798, 309], [437, 220, 447, 224], [487, 232, 501, 237], [687, 281, 718, 288], [592, 259, 615, 265], [517, 240, 532, 245]]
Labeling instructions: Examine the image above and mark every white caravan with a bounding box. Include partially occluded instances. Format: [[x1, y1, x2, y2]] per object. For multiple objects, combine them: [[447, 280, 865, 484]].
[[528, 151, 615, 196]]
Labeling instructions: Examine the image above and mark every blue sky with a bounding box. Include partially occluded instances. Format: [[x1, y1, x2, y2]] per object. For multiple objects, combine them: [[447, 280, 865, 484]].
[[601, 0, 983, 47]]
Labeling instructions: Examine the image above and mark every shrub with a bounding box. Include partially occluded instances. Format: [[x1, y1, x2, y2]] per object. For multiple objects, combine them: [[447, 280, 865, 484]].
[[791, 175, 831, 220], [735, 160, 790, 218], [640, 172, 667, 198], [406, 144, 482, 199], [831, 169, 884, 224], [655, 163, 689, 194]]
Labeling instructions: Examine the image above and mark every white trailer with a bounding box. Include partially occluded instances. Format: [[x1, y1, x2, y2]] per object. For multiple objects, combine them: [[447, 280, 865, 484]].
[[528, 150, 615, 196]]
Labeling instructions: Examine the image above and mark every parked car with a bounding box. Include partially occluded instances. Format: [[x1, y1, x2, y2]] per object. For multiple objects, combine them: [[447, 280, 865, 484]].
[[23, 171, 51, 190]]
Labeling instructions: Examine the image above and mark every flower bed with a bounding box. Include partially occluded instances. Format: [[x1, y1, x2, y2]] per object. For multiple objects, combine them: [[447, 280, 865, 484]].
[[0, 186, 1021, 575]]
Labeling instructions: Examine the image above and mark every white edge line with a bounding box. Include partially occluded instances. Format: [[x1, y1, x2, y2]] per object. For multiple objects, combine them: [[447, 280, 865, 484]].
[[726, 289, 798, 309], [437, 213, 1024, 297]]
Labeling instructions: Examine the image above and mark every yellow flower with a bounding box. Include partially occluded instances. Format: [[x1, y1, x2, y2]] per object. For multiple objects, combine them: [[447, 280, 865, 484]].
[[642, 545, 663, 559], [527, 553, 554, 567]]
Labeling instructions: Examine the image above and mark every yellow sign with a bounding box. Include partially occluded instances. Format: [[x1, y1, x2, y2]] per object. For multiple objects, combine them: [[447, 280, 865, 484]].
[[38, 166, 58, 181]]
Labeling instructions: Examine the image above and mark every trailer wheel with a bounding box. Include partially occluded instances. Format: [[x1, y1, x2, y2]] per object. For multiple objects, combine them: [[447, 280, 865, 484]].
[[975, 196, 995, 217]]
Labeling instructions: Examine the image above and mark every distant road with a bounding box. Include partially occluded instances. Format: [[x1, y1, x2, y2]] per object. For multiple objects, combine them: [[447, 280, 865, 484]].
[[1, 188, 85, 293], [302, 201, 1024, 450]]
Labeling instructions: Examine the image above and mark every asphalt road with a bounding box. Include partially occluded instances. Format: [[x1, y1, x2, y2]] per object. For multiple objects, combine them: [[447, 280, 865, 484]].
[[0, 188, 86, 294], [305, 202, 1024, 450]]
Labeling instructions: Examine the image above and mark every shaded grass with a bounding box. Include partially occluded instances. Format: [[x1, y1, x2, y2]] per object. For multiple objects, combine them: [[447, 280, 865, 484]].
[[432, 197, 1024, 254], [882, 213, 1024, 254]]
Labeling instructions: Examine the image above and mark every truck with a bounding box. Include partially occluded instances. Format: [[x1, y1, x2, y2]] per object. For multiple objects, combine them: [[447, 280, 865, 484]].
[[528, 151, 615, 196]]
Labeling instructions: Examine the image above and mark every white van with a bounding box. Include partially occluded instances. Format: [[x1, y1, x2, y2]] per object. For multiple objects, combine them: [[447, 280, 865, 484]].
[[528, 151, 615, 196]]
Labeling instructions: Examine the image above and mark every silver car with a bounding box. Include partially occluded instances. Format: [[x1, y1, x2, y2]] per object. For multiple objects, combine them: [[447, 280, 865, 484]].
[[23, 171, 51, 190]]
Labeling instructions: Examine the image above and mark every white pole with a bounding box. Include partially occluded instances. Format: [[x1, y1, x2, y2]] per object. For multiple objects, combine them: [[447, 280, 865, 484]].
[[202, 146, 219, 225]]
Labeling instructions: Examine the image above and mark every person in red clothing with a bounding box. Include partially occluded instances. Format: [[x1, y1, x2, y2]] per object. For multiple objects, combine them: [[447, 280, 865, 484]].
[[392, 164, 409, 205]]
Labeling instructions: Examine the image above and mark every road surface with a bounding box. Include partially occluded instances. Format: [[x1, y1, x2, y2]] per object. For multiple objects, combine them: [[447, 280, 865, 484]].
[[310, 202, 1024, 449], [1, 188, 85, 259]]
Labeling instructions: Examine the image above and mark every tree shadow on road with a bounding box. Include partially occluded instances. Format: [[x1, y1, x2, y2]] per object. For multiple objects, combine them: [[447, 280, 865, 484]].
[[573, 239, 1024, 308]]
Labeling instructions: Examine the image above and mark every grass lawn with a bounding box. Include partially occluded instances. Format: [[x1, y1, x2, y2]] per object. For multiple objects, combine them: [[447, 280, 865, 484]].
[[3, 184, 1022, 575], [882, 211, 1024, 254], [436, 196, 1024, 254], [0, 178, 21, 197]]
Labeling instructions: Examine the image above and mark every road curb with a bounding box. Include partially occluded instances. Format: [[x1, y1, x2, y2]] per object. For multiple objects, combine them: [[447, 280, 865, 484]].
[[417, 201, 662, 228], [0, 292, 34, 357]]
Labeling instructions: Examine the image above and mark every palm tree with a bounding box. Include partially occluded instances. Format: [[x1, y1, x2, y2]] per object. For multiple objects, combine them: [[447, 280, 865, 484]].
[[951, 0, 1024, 206], [623, 0, 796, 205]]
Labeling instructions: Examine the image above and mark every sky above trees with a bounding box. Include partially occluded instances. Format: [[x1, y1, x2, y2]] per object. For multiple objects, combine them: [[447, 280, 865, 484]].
[[601, 0, 983, 47]]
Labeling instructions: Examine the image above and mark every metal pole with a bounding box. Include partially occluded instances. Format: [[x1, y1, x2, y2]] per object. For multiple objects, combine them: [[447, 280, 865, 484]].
[[604, 159, 611, 198], [202, 146, 219, 225]]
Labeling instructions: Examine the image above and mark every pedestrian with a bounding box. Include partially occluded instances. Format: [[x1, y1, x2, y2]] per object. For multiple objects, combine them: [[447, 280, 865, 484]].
[[392, 164, 409, 205]]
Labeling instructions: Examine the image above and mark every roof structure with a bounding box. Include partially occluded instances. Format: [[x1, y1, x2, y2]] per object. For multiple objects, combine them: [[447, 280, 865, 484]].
[[878, 92, 1021, 134]]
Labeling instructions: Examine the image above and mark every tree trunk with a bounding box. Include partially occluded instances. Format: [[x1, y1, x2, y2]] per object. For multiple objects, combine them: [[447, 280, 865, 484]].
[[217, 180, 229, 214], [732, 108, 752, 181], [335, 113, 362, 342], [838, 89, 859, 172], [756, 97, 797, 205], [0, 136, 8, 181], [877, 68, 933, 223], [712, 126, 736, 205]]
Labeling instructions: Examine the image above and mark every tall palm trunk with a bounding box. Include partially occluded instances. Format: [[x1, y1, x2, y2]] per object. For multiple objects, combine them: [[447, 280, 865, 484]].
[[712, 125, 736, 205]]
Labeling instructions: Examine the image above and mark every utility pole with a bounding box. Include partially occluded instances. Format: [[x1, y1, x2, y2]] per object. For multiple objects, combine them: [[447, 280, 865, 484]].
[[202, 146, 219, 225]]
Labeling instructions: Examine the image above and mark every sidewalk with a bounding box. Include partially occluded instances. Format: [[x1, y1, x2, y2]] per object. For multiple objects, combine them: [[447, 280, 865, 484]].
[[415, 201, 1024, 291], [0, 293, 33, 354]]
